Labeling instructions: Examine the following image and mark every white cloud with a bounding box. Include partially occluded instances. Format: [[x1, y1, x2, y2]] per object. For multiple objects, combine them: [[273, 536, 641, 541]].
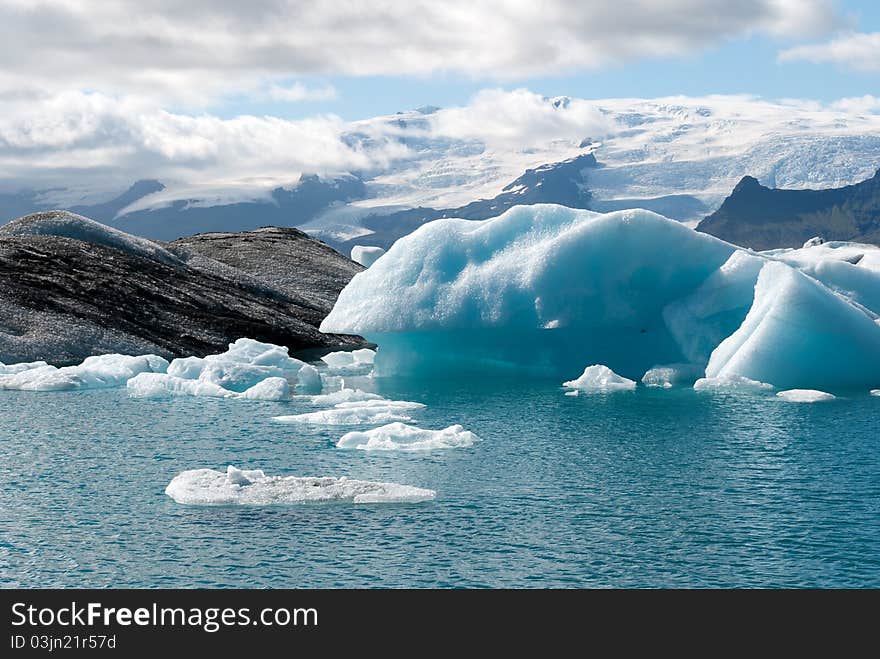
[[0, 1, 837, 105], [0, 89, 411, 196], [267, 83, 338, 103], [779, 32, 880, 72], [429, 89, 613, 148]]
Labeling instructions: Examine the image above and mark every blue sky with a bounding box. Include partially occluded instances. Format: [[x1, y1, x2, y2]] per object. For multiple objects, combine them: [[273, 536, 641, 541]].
[[216, 0, 880, 121]]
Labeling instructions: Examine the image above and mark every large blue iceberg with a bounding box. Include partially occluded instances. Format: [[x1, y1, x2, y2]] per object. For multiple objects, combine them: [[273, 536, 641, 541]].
[[320, 205, 880, 390]]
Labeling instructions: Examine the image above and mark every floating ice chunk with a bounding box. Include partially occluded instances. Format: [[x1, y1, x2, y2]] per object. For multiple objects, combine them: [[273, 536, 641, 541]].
[[0, 354, 168, 391], [871, 390, 880, 396], [166, 339, 307, 392], [165, 467, 436, 505], [776, 389, 835, 403], [337, 423, 480, 451], [309, 388, 384, 406], [295, 364, 322, 394], [351, 245, 386, 268], [333, 399, 425, 410], [705, 261, 880, 389], [320, 348, 376, 370], [225, 465, 262, 486], [198, 361, 286, 392], [0, 360, 49, 375], [127, 372, 234, 398], [563, 365, 636, 393], [641, 363, 705, 388], [273, 404, 417, 426], [239, 377, 290, 401], [167, 356, 206, 379], [693, 374, 774, 392]]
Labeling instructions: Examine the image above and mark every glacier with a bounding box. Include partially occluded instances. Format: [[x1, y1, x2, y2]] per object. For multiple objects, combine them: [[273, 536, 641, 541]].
[[165, 466, 436, 505], [321, 204, 880, 391]]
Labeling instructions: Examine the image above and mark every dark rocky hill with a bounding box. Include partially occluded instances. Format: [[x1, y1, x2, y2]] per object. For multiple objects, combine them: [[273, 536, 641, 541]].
[[697, 169, 880, 250]]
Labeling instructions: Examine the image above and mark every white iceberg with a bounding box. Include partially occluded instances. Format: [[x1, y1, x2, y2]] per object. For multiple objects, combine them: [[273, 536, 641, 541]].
[[139, 338, 311, 400], [871, 389, 880, 396], [273, 399, 423, 426], [337, 422, 480, 451], [172, 338, 305, 392], [320, 205, 880, 390], [165, 466, 436, 505], [641, 363, 705, 388], [309, 388, 384, 406], [295, 364, 322, 394], [563, 365, 636, 393], [0, 360, 49, 375], [693, 374, 774, 392], [0, 354, 168, 391], [350, 245, 386, 268], [776, 389, 836, 403], [238, 377, 291, 401], [127, 372, 235, 398], [128, 373, 290, 401], [320, 348, 376, 370]]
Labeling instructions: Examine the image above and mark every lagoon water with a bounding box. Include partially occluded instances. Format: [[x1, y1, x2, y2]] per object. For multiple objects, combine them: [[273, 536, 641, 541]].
[[1, 377, 878, 588]]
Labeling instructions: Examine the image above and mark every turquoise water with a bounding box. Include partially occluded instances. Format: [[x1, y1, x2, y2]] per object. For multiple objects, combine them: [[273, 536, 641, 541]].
[[1, 378, 878, 588]]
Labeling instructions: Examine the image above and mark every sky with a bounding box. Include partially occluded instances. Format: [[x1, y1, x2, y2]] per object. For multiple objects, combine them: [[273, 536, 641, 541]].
[[0, 0, 877, 196]]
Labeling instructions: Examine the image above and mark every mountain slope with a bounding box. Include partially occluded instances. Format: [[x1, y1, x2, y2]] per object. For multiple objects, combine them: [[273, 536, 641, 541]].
[[313, 153, 598, 251], [697, 169, 880, 250]]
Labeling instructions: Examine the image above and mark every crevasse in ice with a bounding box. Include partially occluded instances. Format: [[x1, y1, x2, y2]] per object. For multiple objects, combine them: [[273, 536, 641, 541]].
[[321, 205, 880, 390]]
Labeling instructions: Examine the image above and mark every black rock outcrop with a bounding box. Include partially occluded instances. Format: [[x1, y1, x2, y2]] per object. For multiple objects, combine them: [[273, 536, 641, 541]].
[[0, 211, 364, 365]]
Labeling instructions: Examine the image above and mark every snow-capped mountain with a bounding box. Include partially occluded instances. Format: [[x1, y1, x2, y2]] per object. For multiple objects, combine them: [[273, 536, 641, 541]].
[[3, 94, 880, 250]]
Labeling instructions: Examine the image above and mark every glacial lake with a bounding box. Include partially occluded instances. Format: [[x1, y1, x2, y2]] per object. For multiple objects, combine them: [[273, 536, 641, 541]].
[[1, 376, 878, 588]]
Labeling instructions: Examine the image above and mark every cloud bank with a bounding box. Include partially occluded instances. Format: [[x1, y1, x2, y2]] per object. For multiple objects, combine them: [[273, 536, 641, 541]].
[[0, 0, 836, 104], [780, 32, 880, 72]]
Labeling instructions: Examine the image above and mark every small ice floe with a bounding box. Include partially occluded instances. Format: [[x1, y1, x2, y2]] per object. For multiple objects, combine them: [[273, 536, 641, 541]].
[[350, 245, 386, 268], [641, 363, 704, 388], [309, 388, 383, 406], [0, 361, 49, 375], [273, 399, 425, 426], [0, 354, 168, 391], [164, 466, 436, 505], [295, 364, 322, 394], [128, 373, 290, 401], [693, 374, 774, 392], [320, 348, 376, 371], [337, 422, 480, 451], [776, 389, 836, 403], [167, 338, 307, 393], [872, 389, 880, 396], [563, 364, 637, 394]]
